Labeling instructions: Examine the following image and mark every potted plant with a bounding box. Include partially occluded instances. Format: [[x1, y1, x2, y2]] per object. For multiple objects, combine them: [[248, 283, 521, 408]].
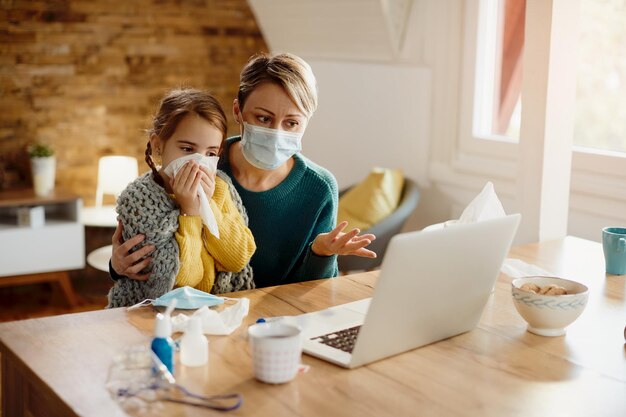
[[27, 142, 56, 196]]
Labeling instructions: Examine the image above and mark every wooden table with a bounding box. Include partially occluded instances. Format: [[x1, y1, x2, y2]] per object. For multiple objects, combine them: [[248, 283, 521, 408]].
[[1, 237, 625, 417]]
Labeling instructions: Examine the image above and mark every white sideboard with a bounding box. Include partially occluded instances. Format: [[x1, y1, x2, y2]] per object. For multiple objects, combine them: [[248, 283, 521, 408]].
[[0, 190, 85, 277]]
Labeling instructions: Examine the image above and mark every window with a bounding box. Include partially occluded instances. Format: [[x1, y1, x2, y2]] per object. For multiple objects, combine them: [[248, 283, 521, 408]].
[[473, 0, 524, 142], [574, 0, 626, 154], [457, 0, 625, 242], [473, 0, 626, 155]]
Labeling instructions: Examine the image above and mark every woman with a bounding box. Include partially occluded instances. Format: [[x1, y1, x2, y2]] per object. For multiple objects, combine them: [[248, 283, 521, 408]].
[[111, 53, 375, 288]]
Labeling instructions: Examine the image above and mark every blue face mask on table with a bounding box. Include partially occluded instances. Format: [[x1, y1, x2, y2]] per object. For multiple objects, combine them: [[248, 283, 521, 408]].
[[128, 286, 225, 310], [241, 122, 303, 170]]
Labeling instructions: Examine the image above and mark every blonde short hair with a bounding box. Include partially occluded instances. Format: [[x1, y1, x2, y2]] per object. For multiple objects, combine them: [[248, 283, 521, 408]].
[[238, 53, 318, 119]]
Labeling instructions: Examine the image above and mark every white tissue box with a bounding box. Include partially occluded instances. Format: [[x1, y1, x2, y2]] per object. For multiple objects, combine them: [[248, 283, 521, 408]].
[[17, 206, 45, 228]]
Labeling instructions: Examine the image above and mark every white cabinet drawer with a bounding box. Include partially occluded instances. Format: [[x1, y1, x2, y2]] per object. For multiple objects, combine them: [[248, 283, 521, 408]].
[[0, 222, 85, 277]]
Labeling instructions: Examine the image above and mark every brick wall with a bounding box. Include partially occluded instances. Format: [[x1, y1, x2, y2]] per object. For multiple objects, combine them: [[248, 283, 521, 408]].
[[0, 0, 267, 203]]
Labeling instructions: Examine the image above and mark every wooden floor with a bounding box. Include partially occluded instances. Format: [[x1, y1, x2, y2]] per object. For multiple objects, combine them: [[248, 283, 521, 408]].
[[0, 268, 110, 323]]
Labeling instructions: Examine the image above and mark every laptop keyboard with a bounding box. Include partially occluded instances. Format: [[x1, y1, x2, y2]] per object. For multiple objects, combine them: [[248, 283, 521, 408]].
[[310, 325, 362, 353]]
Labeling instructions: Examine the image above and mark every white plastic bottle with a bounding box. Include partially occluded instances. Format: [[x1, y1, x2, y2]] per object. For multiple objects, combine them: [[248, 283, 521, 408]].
[[180, 317, 209, 367]]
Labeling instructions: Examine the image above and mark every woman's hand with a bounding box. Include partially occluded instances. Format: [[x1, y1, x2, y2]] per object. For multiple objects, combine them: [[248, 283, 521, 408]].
[[111, 221, 155, 281], [171, 161, 203, 215], [311, 221, 377, 258]]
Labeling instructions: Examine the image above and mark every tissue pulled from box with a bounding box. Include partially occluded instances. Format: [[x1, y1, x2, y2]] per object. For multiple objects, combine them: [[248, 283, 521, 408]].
[[458, 182, 506, 224]]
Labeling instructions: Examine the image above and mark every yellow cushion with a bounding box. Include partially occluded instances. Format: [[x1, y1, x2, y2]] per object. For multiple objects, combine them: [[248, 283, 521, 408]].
[[337, 168, 404, 230]]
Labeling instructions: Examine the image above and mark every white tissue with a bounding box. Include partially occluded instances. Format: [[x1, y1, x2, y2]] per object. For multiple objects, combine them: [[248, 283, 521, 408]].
[[163, 153, 220, 238], [500, 258, 553, 278], [458, 182, 506, 224], [171, 297, 249, 335]]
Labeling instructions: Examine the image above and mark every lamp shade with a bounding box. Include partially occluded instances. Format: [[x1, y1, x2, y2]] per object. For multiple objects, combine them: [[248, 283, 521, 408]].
[[95, 156, 139, 206]]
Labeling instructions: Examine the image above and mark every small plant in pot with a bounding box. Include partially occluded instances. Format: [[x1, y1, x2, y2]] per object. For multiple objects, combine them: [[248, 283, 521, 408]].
[[27, 142, 56, 196]]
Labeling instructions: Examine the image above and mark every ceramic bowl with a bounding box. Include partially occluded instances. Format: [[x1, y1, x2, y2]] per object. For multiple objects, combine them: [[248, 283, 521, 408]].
[[511, 276, 589, 337]]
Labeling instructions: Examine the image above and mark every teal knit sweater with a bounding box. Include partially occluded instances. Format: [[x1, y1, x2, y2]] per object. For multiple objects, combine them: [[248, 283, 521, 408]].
[[218, 137, 339, 288]]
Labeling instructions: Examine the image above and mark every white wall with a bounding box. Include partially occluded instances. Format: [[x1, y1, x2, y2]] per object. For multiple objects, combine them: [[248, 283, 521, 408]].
[[303, 60, 431, 190]]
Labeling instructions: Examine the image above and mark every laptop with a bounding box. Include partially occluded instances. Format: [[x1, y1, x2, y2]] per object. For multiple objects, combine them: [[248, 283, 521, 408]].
[[294, 214, 521, 368]]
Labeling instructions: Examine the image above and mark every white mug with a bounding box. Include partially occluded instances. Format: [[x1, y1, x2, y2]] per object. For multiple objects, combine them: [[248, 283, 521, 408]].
[[247, 322, 302, 384]]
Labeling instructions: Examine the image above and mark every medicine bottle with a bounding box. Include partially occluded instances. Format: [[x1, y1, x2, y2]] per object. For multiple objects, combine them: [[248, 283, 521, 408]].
[[151, 312, 175, 373], [180, 316, 209, 367]]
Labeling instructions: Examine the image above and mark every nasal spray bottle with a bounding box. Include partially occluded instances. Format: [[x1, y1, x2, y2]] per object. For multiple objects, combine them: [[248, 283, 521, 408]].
[[151, 299, 176, 374], [180, 316, 208, 367]]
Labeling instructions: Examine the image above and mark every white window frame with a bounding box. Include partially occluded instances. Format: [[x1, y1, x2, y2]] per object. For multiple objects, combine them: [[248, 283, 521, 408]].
[[571, 148, 626, 209], [457, 0, 517, 180], [459, 0, 626, 207]]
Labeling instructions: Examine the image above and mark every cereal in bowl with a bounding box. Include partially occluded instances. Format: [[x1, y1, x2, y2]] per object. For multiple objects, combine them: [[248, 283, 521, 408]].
[[539, 284, 568, 295], [520, 283, 541, 294], [519, 283, 568, 295]]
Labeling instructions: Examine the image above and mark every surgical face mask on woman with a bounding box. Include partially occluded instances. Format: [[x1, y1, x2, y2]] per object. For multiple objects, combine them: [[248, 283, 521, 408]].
[[240, 122, 303, 170]]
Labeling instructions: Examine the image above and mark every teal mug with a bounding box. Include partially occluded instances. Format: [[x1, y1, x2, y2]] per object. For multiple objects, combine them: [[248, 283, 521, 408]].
[[602, 227, 626, 275]]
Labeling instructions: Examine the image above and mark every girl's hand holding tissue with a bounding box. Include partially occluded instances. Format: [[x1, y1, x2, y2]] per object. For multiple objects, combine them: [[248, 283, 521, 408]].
[[198, 165, 216, 201], [170, 161, 215, 216], [164, 153, 221, 238]]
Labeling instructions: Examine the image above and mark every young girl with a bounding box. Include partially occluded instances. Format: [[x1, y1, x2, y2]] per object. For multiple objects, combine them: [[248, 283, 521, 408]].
[[107, 89, 256, 308]]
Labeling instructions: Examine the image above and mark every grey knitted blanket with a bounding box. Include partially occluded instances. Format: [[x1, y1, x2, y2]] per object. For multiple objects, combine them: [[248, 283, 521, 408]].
[[107, 170, 254, 308]]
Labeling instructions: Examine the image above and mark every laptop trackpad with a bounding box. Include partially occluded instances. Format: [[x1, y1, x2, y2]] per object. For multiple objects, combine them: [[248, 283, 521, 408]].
[[296, 298, 371, 339]]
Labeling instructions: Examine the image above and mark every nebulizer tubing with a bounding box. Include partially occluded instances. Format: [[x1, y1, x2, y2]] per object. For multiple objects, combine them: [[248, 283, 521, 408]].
[[112, 299, 243, 412], [116, 383, 243, 411], [114, 349, 243, 411]]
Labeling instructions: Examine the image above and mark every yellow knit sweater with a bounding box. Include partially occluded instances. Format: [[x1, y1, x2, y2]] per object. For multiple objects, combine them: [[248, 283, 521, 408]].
[[174, 176, 256, 293]]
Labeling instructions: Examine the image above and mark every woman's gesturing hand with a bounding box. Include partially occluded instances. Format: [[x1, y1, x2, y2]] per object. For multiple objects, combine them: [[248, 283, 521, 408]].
[[110, 221, 155, 281], [311, 221, 377, 258]]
